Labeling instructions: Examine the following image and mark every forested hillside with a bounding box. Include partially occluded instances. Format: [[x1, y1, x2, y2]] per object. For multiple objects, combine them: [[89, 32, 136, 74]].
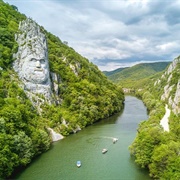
[[107, 62, 170, 88], [129, 58, 180, 179], [0, 1, 124, 178]]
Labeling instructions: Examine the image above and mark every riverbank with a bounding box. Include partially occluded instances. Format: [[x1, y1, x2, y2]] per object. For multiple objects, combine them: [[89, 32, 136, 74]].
[[13, 96, 151, 180]]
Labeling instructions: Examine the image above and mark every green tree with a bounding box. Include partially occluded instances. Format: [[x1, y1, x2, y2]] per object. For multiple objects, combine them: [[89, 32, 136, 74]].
[[129, 124, 163, 168], [149, 141, 180, 179]]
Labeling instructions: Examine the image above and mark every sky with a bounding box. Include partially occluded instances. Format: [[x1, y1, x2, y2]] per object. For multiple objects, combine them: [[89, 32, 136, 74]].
[[4, 0, 180, 71]]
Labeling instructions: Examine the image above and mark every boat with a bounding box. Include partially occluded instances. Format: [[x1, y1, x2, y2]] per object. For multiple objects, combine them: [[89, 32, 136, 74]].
[[113, 138, 118, 144], [76, 161, 81, 167], [102, 148, 108, 154]]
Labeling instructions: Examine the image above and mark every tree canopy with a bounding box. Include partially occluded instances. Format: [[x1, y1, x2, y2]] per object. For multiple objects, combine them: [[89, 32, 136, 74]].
[[0, 1, 124, 178], [129, 70, 180, 179]]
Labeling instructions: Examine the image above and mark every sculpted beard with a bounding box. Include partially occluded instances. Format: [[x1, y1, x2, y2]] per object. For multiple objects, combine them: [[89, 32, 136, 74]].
[[21, 57, 49, 84]]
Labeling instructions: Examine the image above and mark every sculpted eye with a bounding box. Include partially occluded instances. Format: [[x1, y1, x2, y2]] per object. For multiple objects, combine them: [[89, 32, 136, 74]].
[[40, 59, 45, 63], [30, 58, 37, 62]]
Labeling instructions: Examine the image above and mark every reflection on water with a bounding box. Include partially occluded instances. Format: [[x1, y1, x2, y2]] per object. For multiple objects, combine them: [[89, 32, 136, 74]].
[[14, 96, 151, 180]]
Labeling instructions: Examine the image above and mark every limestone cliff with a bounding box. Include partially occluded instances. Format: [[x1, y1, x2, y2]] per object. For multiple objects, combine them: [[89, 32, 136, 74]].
[[155, 56, 180, 114], [12, 18, 80, 135], [13, 18, 60, 109]]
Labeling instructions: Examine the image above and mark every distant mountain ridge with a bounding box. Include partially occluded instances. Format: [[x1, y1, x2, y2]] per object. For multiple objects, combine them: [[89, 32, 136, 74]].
[[104, 62, 170, 86], [103, 67, 127, 76]]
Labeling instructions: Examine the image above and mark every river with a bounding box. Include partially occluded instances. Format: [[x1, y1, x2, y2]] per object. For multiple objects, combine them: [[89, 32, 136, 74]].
[[14, 96, 151, 180]]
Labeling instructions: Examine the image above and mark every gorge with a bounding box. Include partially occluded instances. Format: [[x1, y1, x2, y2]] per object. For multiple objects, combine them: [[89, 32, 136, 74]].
[[0, 1, 180, 179], [13, 96, 151, 180]]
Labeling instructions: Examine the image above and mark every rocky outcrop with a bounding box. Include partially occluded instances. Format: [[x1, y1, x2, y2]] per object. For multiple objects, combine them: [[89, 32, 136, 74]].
[[62, 56, 81, 76], [167, 56, 180, 75], [170, 80, 180, 113], [155, 56, 180, 114], [13, 18, 61, 109], [47, 128, 64, 142], [61, 118, 81, 133], [51, 72, 60, 96], [161, 84, 175, 101], [73, 125, 81, 133], [69, 62, 81, 76]]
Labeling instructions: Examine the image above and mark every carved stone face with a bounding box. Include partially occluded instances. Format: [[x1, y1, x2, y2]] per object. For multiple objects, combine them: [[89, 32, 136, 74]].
[[21, 52, 49, 84], [13, 19, 53, 104], [14, 23, 50, 85]]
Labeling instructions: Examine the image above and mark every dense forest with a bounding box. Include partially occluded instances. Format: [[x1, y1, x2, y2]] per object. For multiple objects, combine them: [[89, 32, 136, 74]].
[[128, 62, 180, 179], [0, 0, 124, 178]]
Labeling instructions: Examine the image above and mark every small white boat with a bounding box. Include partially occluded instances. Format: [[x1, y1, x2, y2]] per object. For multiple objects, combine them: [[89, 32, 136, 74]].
[[76, 161, 81, 167], [102, 148, 108, 154], [113, 138, 118, 144]]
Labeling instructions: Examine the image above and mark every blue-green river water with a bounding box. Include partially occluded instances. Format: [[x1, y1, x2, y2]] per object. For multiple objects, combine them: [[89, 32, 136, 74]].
[[14, 96, 151, 180]]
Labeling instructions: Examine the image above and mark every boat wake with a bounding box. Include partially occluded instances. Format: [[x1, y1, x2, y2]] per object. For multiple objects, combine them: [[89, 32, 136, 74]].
[[101, 136, 118, 140]]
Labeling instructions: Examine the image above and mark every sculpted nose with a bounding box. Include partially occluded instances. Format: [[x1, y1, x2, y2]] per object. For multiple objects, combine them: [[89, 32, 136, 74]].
[[36, 60, 41, 68]]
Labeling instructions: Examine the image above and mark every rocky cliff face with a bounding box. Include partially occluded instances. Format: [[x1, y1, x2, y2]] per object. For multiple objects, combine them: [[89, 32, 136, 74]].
[[155, 56, 180, 114], [13, 18, 60, 109]]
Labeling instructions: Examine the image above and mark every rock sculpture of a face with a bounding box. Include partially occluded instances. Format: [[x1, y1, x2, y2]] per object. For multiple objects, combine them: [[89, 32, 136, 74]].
[[21, 47, 49, 84], [13, 19, 52, 104]]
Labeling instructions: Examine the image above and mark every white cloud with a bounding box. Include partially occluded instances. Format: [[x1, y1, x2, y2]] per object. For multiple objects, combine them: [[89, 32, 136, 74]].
[[4, 0, 180, 71], [156, 42, 178, 51], [98, 59, 171, 71]]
